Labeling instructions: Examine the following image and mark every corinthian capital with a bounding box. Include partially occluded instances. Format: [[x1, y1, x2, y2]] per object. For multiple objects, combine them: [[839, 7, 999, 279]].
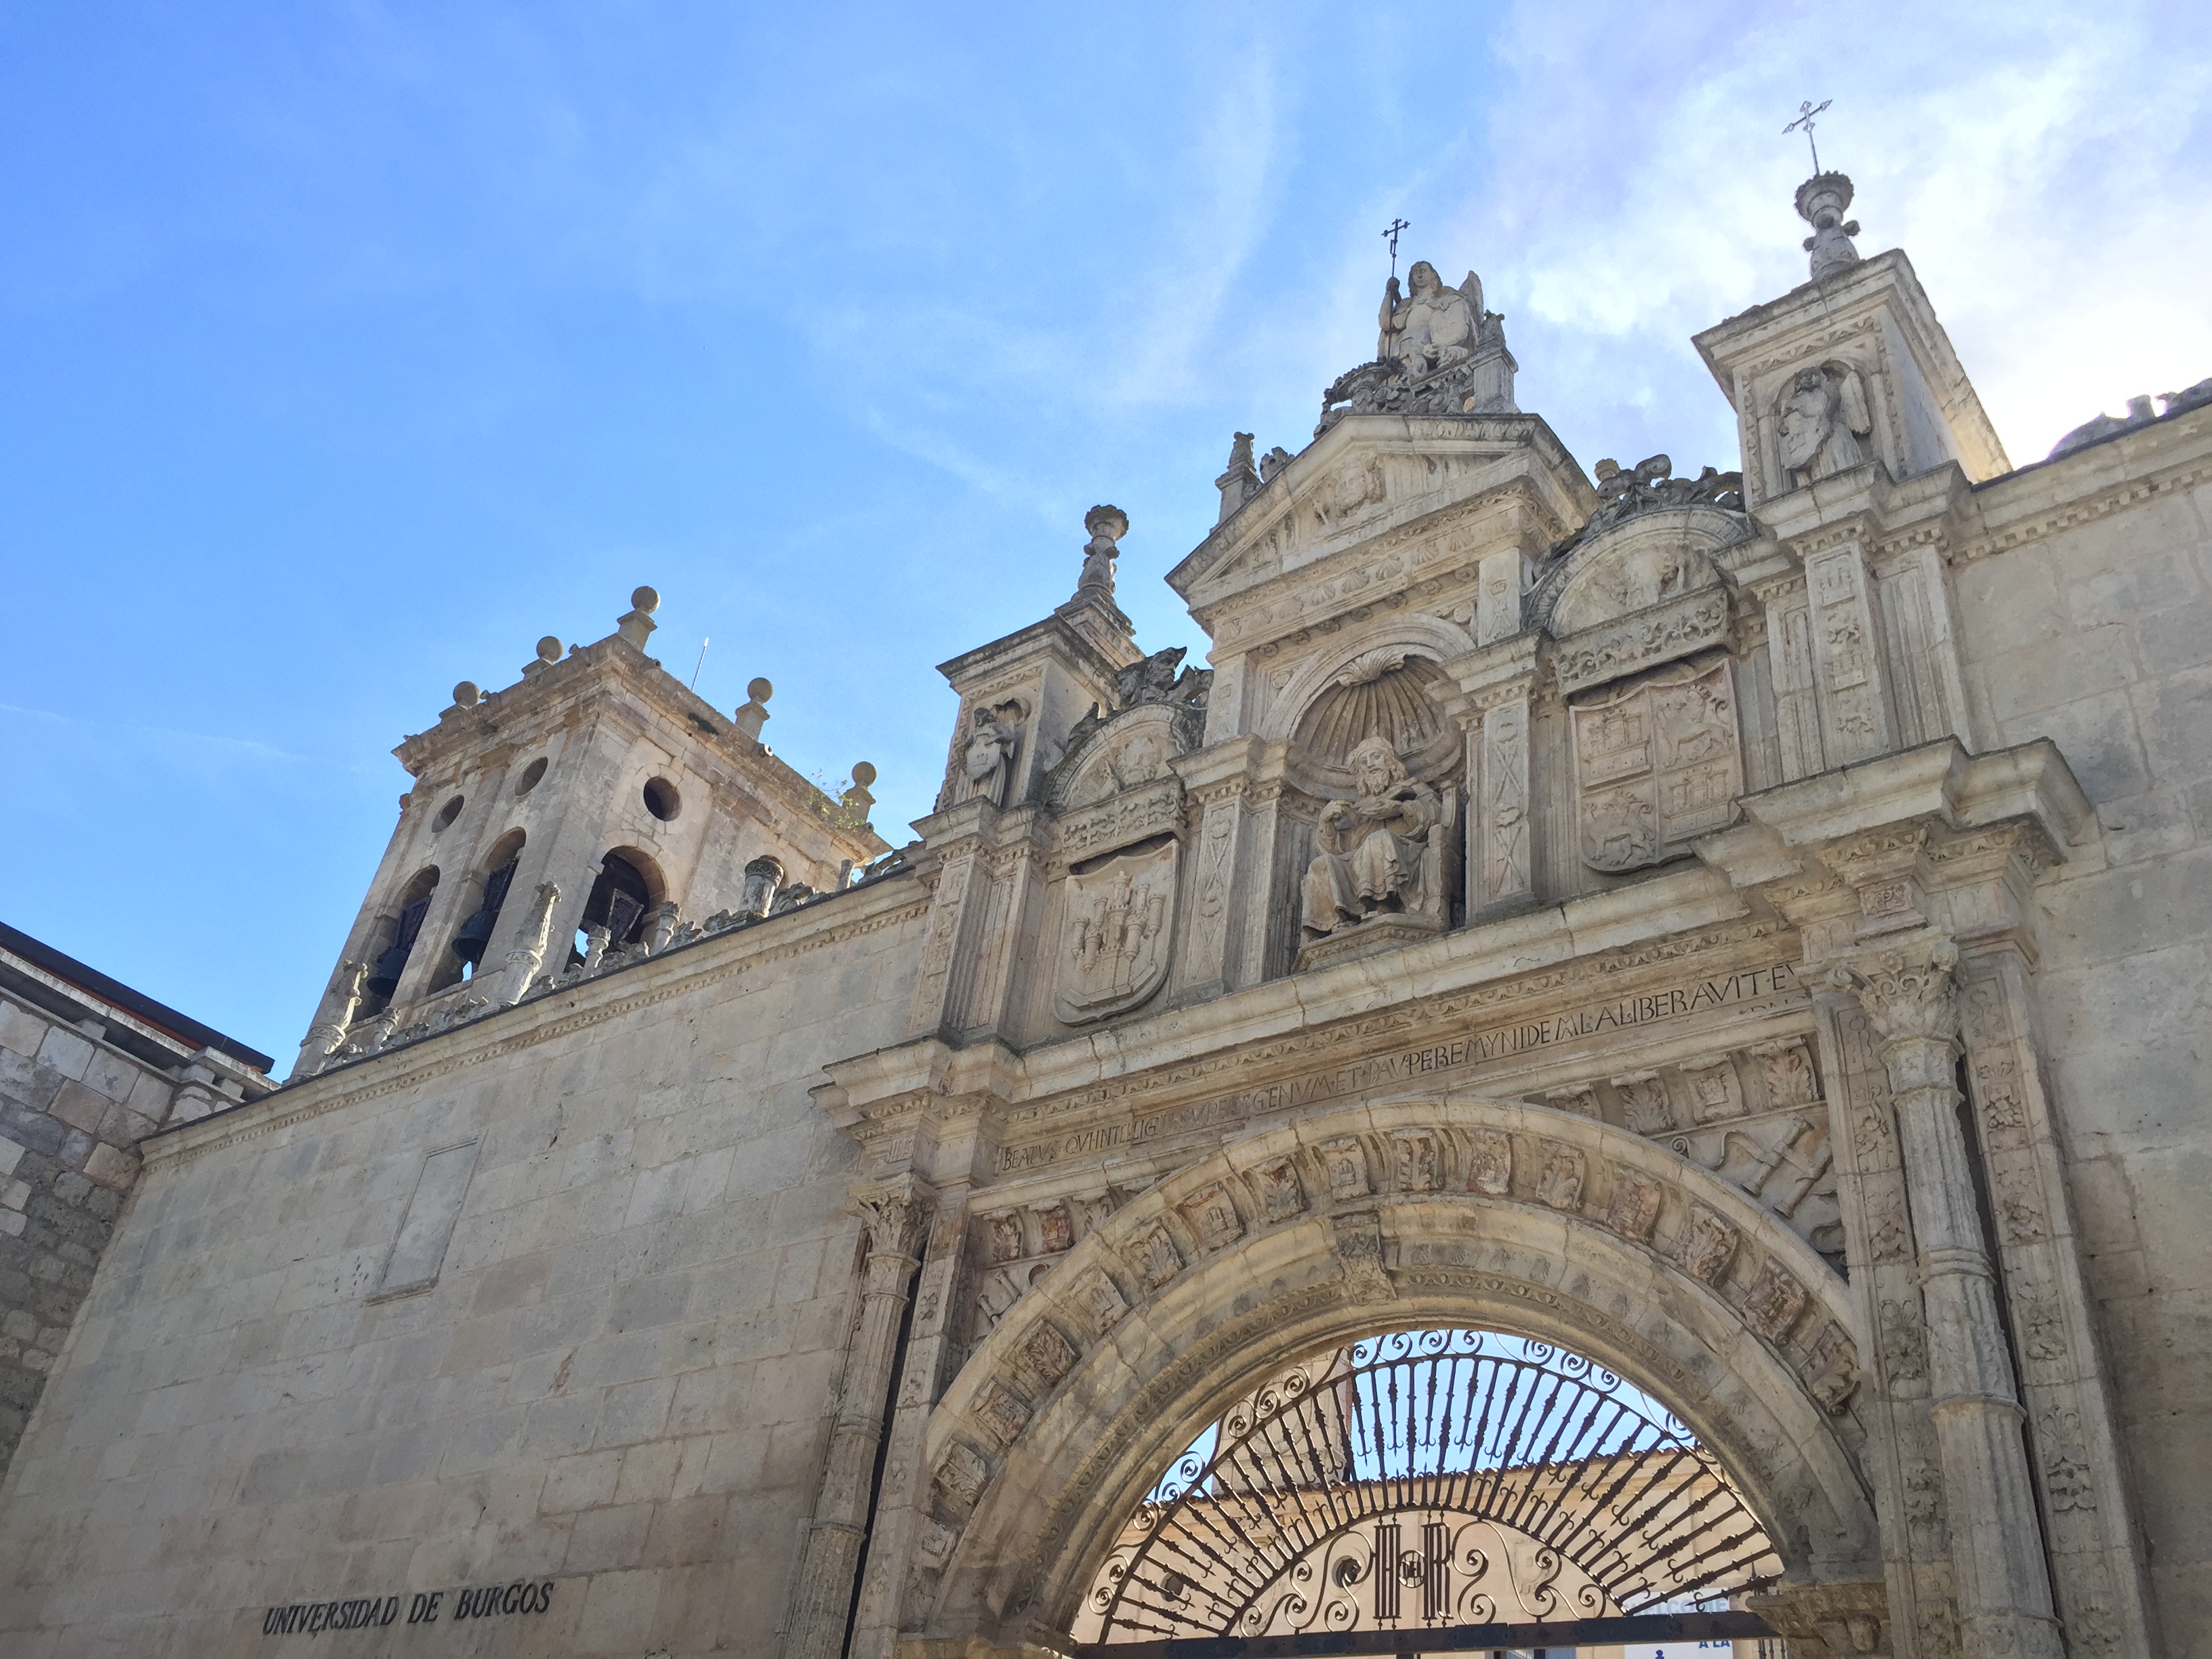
[[855, 1177, 933, 1260], [1830, 935, 1960, 1044]]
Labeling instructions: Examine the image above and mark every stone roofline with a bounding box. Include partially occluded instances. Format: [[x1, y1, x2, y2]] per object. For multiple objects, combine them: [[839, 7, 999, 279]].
[[934, 594, 1142, 693], [0, 921, 272, 1074]]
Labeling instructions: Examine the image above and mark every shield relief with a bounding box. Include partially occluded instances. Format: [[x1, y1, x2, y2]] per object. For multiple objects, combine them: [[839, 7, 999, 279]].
[[1572, 655, 1743, 873], [1053, 838, 1179, 1024]]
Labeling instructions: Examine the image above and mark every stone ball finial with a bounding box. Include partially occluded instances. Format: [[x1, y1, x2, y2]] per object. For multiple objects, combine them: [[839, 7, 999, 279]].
[[631, 586, 661, 614], [536, 636, 563, 664], [453, 681, 482, 707], [1084, 504, 1129, 547], [851, 761, 878, 787], [747, 676, 774, 705]]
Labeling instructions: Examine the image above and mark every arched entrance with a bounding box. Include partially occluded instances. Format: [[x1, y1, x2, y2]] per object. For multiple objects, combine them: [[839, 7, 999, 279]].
[[902, 1096, 1882, 1654], [1074, 1326, 1781, 1652]]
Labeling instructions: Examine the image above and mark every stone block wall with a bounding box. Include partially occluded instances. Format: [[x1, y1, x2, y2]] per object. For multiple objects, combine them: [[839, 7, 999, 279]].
[[1952, 436, 2212, 1640], [0, 994, 177, 1477], [0, 880, 927, 1656]]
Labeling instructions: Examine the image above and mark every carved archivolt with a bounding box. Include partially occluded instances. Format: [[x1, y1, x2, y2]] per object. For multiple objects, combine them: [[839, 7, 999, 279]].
[[1047, 701, 1199, 815], [905, 1096, 1873, 1643]]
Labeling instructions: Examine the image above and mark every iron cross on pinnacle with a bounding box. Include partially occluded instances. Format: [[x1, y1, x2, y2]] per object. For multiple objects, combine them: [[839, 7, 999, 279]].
[[1784, 99, 1832, 174], [1381, 218, 1410, 282]]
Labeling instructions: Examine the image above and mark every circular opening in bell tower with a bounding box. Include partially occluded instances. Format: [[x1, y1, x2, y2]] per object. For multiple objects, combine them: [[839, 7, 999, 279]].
[[642, 778, 681, 821]]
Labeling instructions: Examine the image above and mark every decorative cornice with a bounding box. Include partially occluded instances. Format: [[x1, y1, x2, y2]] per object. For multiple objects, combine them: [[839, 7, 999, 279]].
[[1954, 460, 2212, 567], [996, 916, 1798, 1143], [1200, 474, 1568, 649]]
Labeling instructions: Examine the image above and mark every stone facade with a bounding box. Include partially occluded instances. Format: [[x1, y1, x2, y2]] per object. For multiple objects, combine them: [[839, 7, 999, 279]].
[[1, 178, 2209, 1659], [0, 924, 272, 1481]]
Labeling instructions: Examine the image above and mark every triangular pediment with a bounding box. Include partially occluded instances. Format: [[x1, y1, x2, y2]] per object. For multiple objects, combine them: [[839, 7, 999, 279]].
[[1170, 414, 1595, 625]]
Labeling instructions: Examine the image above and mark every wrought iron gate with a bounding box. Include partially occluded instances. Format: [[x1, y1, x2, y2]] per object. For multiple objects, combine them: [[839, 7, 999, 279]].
[[1073, 1329, 1781, 1650]]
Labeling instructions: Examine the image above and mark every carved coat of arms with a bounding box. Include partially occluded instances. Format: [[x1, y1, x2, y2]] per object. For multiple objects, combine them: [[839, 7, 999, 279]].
[[1570, 656, 1742, 872], [1053, 839, 1178, 1024]]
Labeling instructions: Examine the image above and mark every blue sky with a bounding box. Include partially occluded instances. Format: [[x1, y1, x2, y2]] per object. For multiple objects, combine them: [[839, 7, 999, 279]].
[[3, 3, 2207, 1063]]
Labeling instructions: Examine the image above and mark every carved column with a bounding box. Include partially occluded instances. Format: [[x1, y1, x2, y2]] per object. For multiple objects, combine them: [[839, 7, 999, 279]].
[[1443, 634, 1540, 922], [1803, 541, 1894, 767], [905, 842, 984, 1039], [1956, 944, 2156, 1657], [783, 1182, 933, 1659], [949, 838, 1038, 1039], [495, 880, 562, 1006], [1813, 977, 1956, 1658], [290, 960, 367, 1079], [1833, 938, 2061, 1659], [848, 1181, 974, 1659], [1474, 547, 1529, 647], [1748, 560, 1826, 782], [1230, 747, 1290, 981], [1176, 776, 1252, 998]]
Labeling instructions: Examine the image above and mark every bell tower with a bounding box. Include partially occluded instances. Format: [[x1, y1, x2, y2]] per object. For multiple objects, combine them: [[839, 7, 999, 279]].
[[289, 585, 889, 1076]]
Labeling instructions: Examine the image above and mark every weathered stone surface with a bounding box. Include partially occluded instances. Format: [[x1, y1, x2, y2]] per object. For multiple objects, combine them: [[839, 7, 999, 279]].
[[1, 205, 2207, 1659]]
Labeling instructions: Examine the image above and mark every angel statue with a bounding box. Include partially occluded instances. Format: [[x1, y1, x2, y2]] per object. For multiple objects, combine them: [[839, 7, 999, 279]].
[[1777, 363, 1873, 485], [1377, 262, 1480, 380], [1301, 737, 1443, 937]]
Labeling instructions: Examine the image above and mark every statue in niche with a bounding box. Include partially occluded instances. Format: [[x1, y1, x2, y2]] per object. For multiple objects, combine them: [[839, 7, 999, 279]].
[[962, 703, 1022, 806], [1300, 737, 1443, 938], [1378, 262, 1480, 380], [1777, 363, 1873, 485]]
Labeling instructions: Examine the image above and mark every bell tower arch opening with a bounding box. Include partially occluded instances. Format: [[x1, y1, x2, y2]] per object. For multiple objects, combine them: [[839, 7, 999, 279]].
[[574, 846, 663, 964]]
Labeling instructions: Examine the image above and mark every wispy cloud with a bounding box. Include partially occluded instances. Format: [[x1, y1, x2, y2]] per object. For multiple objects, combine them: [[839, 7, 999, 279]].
[[1460, 0, 2212, 463], [0, 701, 356, 779]]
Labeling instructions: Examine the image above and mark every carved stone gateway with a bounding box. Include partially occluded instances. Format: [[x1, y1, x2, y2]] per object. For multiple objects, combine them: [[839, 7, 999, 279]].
[[1571, 656, 1742, 872], [14, 162, 2194, 1659]]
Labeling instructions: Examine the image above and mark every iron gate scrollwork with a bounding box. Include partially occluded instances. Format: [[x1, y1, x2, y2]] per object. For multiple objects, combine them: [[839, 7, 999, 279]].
[[1073, 1328, 1782, 1644]]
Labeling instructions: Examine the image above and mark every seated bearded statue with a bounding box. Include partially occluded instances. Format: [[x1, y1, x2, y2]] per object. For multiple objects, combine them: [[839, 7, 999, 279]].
[[1302, 737, 1444, 937]]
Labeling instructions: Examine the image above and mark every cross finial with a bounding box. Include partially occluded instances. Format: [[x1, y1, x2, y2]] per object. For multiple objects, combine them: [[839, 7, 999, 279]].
[[1784, 98, 1832, 174], [1381, 218, 1410, 282]]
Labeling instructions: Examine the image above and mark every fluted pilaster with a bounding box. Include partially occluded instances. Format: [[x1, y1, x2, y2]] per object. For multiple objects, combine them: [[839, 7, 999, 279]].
[[1832, 938, 2060, 1659], [782, 1181, 931, 1659]]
